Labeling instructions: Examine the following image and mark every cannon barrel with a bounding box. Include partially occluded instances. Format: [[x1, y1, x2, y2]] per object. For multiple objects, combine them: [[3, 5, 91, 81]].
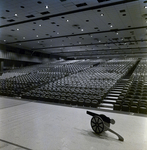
[[86, 111, 99, 117]]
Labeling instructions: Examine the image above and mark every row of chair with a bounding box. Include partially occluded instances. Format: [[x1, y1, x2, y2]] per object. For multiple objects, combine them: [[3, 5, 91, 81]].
[[22, 58, 137, 108], [113, 59, 147, 114]]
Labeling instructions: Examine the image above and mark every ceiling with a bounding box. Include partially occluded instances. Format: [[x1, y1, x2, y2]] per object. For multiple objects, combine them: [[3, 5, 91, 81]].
[[0, 0, 147, 59]]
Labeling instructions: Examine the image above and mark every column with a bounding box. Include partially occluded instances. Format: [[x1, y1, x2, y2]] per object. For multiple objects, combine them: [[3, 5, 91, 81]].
[[0, 60, 4, 74]]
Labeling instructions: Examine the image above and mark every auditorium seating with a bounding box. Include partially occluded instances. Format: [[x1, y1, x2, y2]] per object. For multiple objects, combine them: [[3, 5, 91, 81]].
[[0, 58, 146, 114], [22, 58, 137, 108], [113, 59, 147, 114]]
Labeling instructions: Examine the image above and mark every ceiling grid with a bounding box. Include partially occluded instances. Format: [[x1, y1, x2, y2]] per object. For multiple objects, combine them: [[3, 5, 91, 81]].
[[0, 0, 146, 59]]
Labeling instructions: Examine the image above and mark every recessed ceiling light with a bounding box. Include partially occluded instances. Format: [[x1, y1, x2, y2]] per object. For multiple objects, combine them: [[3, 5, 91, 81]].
[[39, 24, 42, 26], [116, 32, 118, 35], [57, 32, 59, 34], [45, 5, 49, 9], [17, 28, 19, 30], [4, 40, 6, 42], [36, 35, 39, 37], [66, 19, 69, 22], [99, 40, 101, 42], [14, 13, 18, 16], [144, 6, 147, 8], [81, 29, 84, 31], [23, 37, 25, 39], [100, 13, 104, 16], [110, 25, 113, 27], [97, 10, 101, 12], [37, 1, 42, 4], [20, 6, 25, 8]]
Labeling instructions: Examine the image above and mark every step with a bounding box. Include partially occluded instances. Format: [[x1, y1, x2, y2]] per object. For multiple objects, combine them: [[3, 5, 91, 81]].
[[115, 84, 125, 86], [114, 87, 124, 89], [112, 88, 123, 91], [103, 99, 116, 104], [117, 83, 126, 85], [99, 107, 113, 111], [99, 103, 113, 108], [110, 90, 122, 94], [122, 79, 129, 81], [105, 96, 118, 100], [108, 93, 120, 97]]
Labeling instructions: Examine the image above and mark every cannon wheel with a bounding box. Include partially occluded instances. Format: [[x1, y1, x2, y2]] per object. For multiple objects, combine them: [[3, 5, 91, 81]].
[[91, 116, 105, 134]]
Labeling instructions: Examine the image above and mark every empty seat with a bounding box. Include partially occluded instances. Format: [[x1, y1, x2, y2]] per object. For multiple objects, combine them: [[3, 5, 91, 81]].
[[122, 104, 129, 112], [139, 106, 147, 114], [77, 99, 84, 106], [91, 100, 99, 108], [84, 99, 91, 107], [71, 98, 78, 105], [65, 97, 72, 104], [113, 103, 121, 111], [130, 105, 138, 113]]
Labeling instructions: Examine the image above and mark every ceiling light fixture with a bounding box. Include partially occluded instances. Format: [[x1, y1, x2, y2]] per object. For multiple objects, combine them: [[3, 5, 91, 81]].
[[46, 5, 49, 9], [17, 28, 19, 31], [100, 13, 104, 16], [23, 37, 25, 39], [110, 25, 113, 27], [14, 13, 18, 16], [4, 40, 6, 42], [66, 19, 69, 22], [144, 6, 147, 8], [81, 29, 84, 31], [36, 35, 39, 37], [39, 24, 42, 26]]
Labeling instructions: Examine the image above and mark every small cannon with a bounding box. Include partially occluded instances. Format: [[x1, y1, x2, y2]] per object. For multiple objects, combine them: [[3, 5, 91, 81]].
[[86, 111, 124, 141]]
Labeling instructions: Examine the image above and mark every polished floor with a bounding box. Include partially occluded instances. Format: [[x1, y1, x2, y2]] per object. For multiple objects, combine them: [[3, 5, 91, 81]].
[[0, 96, 147, 150]]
